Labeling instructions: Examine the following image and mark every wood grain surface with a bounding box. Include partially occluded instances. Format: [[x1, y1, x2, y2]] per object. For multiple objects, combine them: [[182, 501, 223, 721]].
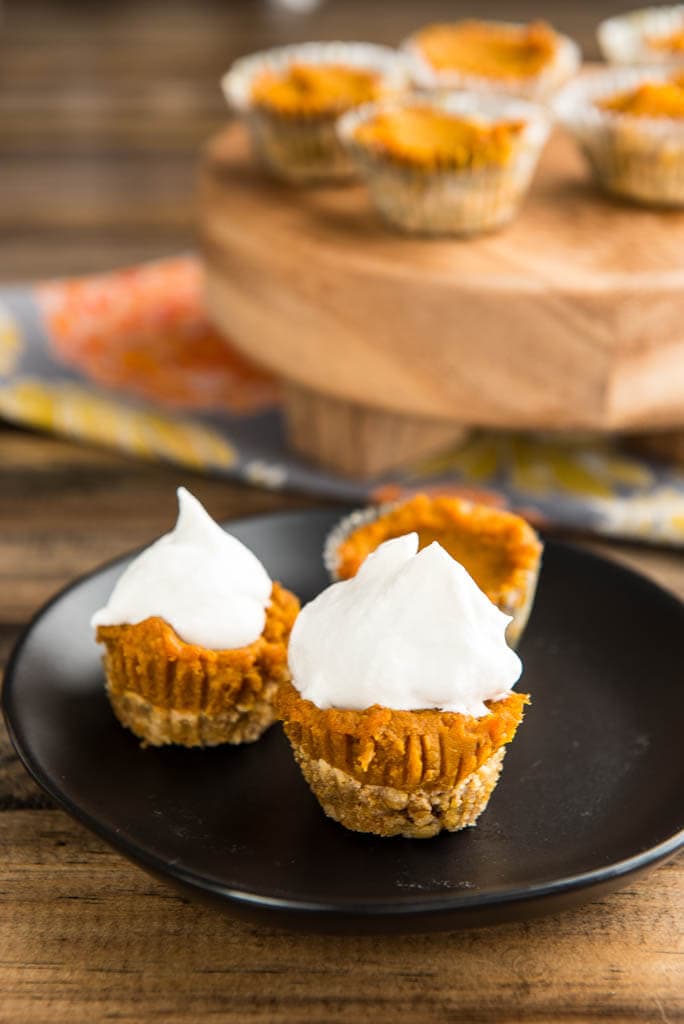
[[0, 810, 681, 1024], [2, 2, 682, 1021]]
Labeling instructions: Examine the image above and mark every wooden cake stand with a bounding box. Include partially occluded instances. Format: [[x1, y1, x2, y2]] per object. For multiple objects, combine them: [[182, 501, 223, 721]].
[[199, 123, 684, 477]]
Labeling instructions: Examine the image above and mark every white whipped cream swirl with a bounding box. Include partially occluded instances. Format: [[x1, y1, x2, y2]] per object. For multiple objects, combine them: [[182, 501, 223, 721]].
[[288, 533, 521, 717], [91, 488, 272, 649]]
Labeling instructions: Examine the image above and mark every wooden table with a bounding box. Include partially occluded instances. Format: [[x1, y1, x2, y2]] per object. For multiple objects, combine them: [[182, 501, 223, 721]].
[[1, 2, 682, 1021]]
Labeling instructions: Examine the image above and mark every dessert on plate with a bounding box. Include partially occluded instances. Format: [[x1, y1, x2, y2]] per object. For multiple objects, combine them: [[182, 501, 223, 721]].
[[337, 91, 550, 235], [324, 493, 542, 647], [598, 5, 684, 65], [402, 19, 580, 100], [277, 533, 529, 838], [92, 488, 299, 747], [555, 66, 684, 205], [222, 42, 413, 183]]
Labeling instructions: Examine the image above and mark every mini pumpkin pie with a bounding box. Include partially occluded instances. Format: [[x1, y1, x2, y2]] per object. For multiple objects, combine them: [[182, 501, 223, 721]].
[[222, 42, 413, 184], [324, 494, 542, 648], [555, 66, 684, 206], [599, 5, 684, 65], [403, 19, 580, 99], [338, 92, 550, 235], [277, 534, 529, 839], [92, 488, 299, 747]]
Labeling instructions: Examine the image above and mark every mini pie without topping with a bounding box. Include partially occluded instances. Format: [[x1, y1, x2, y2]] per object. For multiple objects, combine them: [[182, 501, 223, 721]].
[[338, 89, 550, 235], [352, 106, 526, 170], [250, 62, 384, 118], [555, 65, 684, 205], [227, 45, 410, 184], [96, 581, 299, 747], [412, 20, 560, 81], [330, 495, 543, 647]]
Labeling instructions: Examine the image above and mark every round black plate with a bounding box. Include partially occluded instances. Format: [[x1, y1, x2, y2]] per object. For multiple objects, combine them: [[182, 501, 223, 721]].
[[3, 509, 683, 932]]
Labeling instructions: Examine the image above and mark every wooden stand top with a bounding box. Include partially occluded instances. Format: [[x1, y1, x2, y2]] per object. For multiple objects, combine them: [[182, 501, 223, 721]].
[[205, 123, 684, 290], [201, 125, 684, 431]]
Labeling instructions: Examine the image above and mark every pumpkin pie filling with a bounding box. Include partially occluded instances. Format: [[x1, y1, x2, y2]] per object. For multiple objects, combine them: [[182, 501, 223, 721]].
[[413, 20, 559, 80], [277, 678, 528, 792], [598, 74, 684, 118], [647, 26, 684, 53], [353, 106, 526, 170], [332, 495, 542, 619], [250, 62, 383, 117]]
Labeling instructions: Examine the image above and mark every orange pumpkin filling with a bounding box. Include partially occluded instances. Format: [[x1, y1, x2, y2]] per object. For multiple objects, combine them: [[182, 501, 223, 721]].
[[353, 106, 525, 170], [413, 20, 559, 80], [251, 62, 383, 117], [96, 581, 299, 714], [334, 495, 542, 616], [599, 74, 684, 118], [277, 677, 528, 791], [647, 26, 684, 53]]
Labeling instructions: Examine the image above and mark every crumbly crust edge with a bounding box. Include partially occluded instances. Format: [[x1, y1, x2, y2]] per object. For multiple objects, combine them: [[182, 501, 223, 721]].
[[293, 744, 506, 838]]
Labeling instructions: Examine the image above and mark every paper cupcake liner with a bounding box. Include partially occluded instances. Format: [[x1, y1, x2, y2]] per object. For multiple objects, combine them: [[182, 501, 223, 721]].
[[222, 42, 415, 184], [324, 502, 390, 578], [240, 110, 354, 184], [342, 158, 533, 235], [554, 66, 684, 206], [322, 498, 542, 647], [291, 743, 506, 838], [338, 92, 550, 236], [598, 5, 684, 65], [402, 23, 581, 101]]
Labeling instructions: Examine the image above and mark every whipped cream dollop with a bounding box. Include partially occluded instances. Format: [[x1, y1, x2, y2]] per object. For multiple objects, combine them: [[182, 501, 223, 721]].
[[289, 533, 521, 717], [91, 488, 272, 649]]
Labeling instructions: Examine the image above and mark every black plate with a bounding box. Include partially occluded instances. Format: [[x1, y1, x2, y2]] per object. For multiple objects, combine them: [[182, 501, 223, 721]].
[[3, 509, 683, 932]]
